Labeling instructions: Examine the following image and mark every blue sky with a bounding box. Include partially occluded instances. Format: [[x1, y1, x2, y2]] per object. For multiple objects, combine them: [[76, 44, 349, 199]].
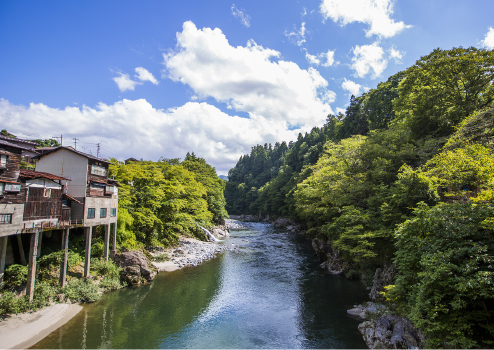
[[1, 0, 493, 174]]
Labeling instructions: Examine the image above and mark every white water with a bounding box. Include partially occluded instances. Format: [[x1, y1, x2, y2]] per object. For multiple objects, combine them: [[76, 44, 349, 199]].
[[200, 226, 219, 242]]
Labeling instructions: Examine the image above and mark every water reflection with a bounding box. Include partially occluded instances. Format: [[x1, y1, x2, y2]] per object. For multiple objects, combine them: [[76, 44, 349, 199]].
[[32, 224, 368, 349]]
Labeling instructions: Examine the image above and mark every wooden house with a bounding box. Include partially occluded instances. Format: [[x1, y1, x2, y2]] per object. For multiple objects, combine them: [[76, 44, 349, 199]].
[[0, 139, 28, 238], [34, 146, 119, 226]]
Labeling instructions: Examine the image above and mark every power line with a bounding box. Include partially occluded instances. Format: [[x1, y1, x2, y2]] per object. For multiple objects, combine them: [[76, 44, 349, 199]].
[[52, 135, 63, 146]]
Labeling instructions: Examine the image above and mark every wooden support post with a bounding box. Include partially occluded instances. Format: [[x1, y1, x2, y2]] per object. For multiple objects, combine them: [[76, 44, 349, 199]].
[[26, 231, 39, 303], [59, 229, 69, 287], [104, 224, 110, 261], [37, 231, 43, 258], [84, 227, 92, 278], [17, 234, 27, 265], [0, 236, 8, 289], [111, 223, 117, 258]]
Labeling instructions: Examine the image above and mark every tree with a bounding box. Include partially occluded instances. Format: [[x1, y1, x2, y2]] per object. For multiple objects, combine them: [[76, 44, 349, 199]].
[[393, 202, 494, 348], [394, 47, 494, 138]]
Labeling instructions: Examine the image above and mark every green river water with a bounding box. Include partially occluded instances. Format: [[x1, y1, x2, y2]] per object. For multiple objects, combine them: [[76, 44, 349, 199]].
[[32, 223, 368, 349]]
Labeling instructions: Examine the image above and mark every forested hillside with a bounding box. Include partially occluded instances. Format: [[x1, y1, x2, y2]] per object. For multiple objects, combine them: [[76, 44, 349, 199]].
[[224, 47, 494, 347], [110, 153, 228, 249]]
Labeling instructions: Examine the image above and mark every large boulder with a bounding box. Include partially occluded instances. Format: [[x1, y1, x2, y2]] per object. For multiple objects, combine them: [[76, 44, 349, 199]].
[[114, 251, 157, 285], [358, 314, 424, 349], [211, 225, 230, 239]]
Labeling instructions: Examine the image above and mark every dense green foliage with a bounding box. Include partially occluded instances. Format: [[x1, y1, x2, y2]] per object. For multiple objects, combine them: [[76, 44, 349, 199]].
[[110, 154, 228, 249], [393, 203, 494, 348], [225, 46, 494, 347]]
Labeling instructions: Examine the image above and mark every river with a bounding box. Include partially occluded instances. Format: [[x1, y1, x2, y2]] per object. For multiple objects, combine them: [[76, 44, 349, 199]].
[[32, 223, 368, 349]]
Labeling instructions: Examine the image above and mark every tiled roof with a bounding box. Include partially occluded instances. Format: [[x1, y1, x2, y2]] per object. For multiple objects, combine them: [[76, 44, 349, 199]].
[[20, 169, 71, 181], [0, 135, 37, 146], [0, 139, 39, 152]]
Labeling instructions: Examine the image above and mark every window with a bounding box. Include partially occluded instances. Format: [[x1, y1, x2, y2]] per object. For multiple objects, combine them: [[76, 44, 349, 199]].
[[0, 214, 12, 224], [105, 185, 116, 194], [100, 208, 107, 218], [87, 208, 95, 219], [91, 165, 106, 177], [110, 208, 117, 217], [0, 155, 6, 168], [0, 183, 3, 196], [44, 188, 51, 197], [90, 182, 105, 189], [4, 184, 21, 192]]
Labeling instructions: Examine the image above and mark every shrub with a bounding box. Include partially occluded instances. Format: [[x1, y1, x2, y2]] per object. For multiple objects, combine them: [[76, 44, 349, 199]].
[[31, 282, 57, 310], [90, 258, 121, 278], [0, 291, 29, 315], [63, 279, 100, 303], [99, 276, 123, 291], [3, 265, 28, 290], [153, 253, 170, 262]]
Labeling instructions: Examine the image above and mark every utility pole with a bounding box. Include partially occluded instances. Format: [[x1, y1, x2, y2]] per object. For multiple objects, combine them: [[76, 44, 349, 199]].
[[96, 143, 100, 158], [73, 138, 79, 150], [52, 135, 63, 146]]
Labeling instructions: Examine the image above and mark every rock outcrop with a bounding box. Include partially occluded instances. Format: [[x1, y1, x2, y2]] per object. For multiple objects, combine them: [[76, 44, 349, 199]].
[[114, 251, 157, 285], [369, 264, 397, 301], [312, 237, 346, 274], [347, 302, 425, 349], [359, 314, 424, 349]]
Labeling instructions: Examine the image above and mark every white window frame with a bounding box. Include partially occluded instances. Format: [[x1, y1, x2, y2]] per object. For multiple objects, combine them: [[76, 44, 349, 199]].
[[4, 183, 21, 192], [0, 183, 3, 195], [0, 155, 7, 168], [91, 165, 106, 177], [44, 188, 51, 197]]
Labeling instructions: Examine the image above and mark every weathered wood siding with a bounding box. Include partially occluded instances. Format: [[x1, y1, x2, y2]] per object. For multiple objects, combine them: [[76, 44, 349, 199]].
[[23, 187, 63, 220], [0, 152, 21, 182]]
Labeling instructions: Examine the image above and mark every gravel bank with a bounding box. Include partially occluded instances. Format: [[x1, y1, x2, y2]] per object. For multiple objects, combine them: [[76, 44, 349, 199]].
[[152, 236, 237, 272]]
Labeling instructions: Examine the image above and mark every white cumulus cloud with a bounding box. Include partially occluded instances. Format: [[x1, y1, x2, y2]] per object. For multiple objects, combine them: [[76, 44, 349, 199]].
[[135, 67, 159, 84], [163, 21, 334, 127], [351, 42, 388, 78], [320, 0, 412, 38], [113, 73, 142, 92], [305, 49, 337, 67], [388, 47, 403, 63], [285, 22, 307, 46], [231, 4, 251, 28], [0, 98, 310, 175], [341, 78, 361, 96], [481, 27, 494, 49]]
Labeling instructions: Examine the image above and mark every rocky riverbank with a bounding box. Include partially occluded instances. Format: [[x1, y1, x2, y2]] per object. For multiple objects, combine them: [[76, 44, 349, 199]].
[[347, 302, 425, 349], [150, 236, 235, 271]]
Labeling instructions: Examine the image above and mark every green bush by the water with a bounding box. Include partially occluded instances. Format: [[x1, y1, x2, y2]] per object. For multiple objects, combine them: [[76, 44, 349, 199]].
[[62, 279, 100, 303], [0, 257, 124, 315]]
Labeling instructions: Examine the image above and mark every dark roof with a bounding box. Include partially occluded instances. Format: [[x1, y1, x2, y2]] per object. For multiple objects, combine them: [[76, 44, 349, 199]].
[[63, 193, 83, 204], [0, 139, 39, 152], [35, 146, 110, 164], [0, 179, 21, 184], [0, 135, 37, 146], [20, 169, 71, 181], [90, 178, 121, 187]]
